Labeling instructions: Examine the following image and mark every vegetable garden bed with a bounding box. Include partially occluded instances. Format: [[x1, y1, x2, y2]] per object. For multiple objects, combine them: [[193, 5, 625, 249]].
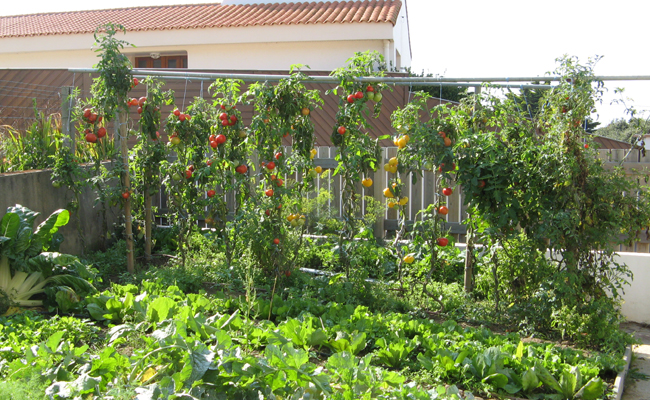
[[1, 24, 648, 400], [0, 278, 627, 400]]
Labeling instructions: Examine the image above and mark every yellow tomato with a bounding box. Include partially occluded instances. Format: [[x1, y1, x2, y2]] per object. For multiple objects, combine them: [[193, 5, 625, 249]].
[[399, 196, 409, 206], [383, 164, 391, 172], [310, 149, 317, 159], [403, 254, 415, 264], [315, 166, 323, 174], [388, 165, 398, 174], [397, 136, 407, 149], [362, 178, 373, 187], [388, 157, 398, 167], [387, 201, 396, 208], [403, 134, 410, 144], [383, 187, 394, 198]]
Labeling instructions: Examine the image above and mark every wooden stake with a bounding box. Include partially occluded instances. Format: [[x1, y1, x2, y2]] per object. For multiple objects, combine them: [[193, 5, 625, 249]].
[[117, 111, 135, 273]]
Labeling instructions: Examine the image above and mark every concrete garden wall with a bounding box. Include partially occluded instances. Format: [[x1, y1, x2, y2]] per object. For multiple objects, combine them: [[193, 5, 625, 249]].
[[616, 252, 650, 325], [0, 168, 119, 256]]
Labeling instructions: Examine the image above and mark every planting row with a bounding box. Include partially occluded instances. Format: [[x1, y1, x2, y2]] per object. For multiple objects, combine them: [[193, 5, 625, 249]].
[[0, 280, 622, 399]]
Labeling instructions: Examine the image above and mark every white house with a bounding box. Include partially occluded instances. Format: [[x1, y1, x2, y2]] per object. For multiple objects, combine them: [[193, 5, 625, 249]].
[[0, 0, 411, 72]]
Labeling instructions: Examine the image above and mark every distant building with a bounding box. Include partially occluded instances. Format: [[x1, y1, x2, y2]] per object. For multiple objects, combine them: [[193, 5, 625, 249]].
[[0, 0, 411, 72]]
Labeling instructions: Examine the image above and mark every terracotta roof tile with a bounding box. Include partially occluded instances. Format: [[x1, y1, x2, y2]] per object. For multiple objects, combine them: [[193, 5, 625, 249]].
[[0, 1, 402, 38]]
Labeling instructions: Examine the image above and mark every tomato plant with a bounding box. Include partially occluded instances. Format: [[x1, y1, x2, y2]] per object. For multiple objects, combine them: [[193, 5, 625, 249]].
[[328, 51, 388, 277], [245, 66, 323, 279]]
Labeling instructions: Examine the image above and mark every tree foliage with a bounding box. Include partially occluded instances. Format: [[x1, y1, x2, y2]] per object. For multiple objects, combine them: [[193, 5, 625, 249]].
[[596, 117, 650, 144]]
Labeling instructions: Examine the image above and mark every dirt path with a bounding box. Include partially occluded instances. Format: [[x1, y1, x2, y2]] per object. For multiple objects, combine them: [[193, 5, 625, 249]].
[[622, 322, 650, 400]]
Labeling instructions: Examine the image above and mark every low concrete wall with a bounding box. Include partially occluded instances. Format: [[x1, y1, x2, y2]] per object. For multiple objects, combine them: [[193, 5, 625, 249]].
[[0, 168, 120, 256], [616, 252, 650, 325]]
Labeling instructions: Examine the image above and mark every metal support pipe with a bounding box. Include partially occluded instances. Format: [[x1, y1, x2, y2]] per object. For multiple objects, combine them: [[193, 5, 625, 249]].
[[70, 67, 650, 84], [129, 74, 552, 89]]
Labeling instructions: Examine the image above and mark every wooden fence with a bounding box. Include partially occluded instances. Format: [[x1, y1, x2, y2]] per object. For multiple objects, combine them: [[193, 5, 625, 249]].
[[150, 146, 650, 253]]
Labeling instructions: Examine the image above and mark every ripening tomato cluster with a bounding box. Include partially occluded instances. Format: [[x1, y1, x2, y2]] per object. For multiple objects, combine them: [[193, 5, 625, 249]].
[[171, 108, 191, 122], [82, 108, 106, 143], [218, 104, 238, 127], [208, 133, 227, 149], [345, 85, 382, 104]]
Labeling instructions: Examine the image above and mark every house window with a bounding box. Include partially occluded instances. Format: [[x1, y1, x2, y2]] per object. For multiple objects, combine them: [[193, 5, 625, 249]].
[[134, 55, 188, 69]]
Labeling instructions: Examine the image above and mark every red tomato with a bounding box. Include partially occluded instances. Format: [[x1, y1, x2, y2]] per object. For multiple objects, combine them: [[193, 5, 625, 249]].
[[236, 165, 248, 174], [137, 107, 143, 114], [210, 141, 218, 149], [206, 159, 213, 166], [88, 113, 97, 124], [438, 205, 449, 215], [179, 114, 186, 122], [215, 134, 227, 145], [275, 152, 282, 160], [122, 192, 130, 199], [437, 237, 449, 247], [354, 91, 364, 99], [209, 134, 217, 142], [83, 108, 91, 119], [478, 180, 486, 188], [273, 238, 280, 245], [188, 165, 194, 172], [265, 189, 274, 197], [207, 190, 216, 198], [230, 115, 237, 123], [132, 77, 139, 87], [337, 126, 346, 135], [97, 127, 107, 138], [173, 109, 181, 117], [138, 97, 146, 107], [347, 94, 355, 103], [366, 85, 374, 92], [219, 113, 228, 121], [442, 187, 453, 196], [185, 170, 193, 179], [265, 209, 271, 216], [275, 179, 283, 187], [266, 161, 276, 170], [85, 133, 97, 143]]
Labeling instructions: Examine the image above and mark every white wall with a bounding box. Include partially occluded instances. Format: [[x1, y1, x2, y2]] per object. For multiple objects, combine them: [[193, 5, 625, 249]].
[[616, 252, 650, 324], [0, 23, 396, 71], [392, 0, 412, 70]]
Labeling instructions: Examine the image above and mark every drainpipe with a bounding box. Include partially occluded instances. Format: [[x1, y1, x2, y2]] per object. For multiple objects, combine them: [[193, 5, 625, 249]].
[[384, 40, 391, 69]]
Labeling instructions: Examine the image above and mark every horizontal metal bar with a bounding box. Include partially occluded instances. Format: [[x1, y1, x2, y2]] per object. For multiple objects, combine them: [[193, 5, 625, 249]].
[[383, 219, 467, 234], [109, 70, 556, 89], [70, 68, 650, 84]]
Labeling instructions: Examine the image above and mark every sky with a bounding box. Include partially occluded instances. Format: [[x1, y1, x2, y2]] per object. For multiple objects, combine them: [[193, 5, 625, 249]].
[[2, 0, 649, 126]]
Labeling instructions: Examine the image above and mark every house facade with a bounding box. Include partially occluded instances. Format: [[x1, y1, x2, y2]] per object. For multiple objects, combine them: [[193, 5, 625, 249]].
[[0, 0, 411, 72]]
